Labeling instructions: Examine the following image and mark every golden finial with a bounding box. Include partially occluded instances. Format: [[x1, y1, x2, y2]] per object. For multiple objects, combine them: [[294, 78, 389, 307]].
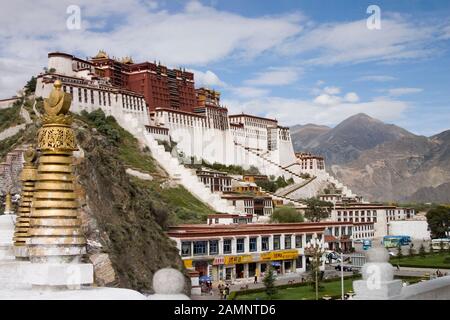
[[43, 80, 72, 116], [24, 145, 37, 165]]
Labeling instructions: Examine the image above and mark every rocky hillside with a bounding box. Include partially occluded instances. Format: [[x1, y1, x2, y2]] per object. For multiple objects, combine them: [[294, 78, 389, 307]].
[[290, 124, 330, 152], [292, 113, 415, 164], [291, 114, 450, 203], [0, 106, 215, 294]]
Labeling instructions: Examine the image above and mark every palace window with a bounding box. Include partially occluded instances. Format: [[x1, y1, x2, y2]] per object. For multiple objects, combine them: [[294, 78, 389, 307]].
[[78, 88, 82, 103], [181, 241, 191, 257], [236, 238, 245, 253], [193, 241, 207, 256], [261, 237, 269, 251], [284, 235, 292, 249], [209, 240, 218, 255], [295, 235, 303, 248], [273, 235, 281, 250], [249, 237, 257, 252], [306, 234, 313, 244], [223, 239, 232, 254]]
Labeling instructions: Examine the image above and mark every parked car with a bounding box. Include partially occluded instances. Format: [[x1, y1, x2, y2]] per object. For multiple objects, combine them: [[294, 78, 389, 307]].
[[335, 265, 353, 272], [353, 239, 364, 244]]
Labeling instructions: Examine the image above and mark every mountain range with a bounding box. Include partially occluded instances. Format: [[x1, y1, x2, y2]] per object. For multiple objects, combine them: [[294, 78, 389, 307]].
[[291, 113, 450, 203]]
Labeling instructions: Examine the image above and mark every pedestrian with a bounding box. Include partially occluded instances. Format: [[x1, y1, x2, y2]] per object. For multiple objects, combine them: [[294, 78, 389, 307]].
[[219, 284, 224, 300], [224, 285, 230, 300], [254, 275, 258, 284]]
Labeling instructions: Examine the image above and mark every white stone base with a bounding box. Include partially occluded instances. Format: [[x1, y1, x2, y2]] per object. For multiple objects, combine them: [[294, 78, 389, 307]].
[[353, 279, 403, 300], [0, 244, 14, 260], [0, 260, 31, 289], [25, 263, 94, 287], [0, 287, 147, 300]]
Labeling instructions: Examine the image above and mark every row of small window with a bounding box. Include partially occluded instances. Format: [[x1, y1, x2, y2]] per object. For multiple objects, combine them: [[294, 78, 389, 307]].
[[337, 218, 377, 223], [337, 210, 378, 216], [326, 227, 352, 237], [180, 234, 318, 257], [123, 95, 145, 112], [355, 232, 374, 239]]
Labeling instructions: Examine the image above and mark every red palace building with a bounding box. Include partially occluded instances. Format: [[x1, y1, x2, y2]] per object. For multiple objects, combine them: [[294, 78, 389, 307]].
[[89, 50, 197, 113]]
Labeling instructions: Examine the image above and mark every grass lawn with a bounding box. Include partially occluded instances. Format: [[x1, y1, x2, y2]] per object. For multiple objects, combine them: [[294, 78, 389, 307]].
[[235, 278, 357, 300], [234, 275, 423, 300], [390, 252, 450, 269]]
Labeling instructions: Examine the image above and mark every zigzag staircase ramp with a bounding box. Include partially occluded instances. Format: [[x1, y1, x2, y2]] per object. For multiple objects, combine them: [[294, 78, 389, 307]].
[[142, 131, 237, 214]]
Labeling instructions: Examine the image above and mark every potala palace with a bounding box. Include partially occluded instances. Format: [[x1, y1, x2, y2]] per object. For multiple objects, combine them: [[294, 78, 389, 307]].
[[31, 51, 420, 235]]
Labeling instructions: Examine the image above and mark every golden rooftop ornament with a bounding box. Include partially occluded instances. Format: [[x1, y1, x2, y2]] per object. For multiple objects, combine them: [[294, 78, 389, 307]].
[[28, 80, 87, 263], [13, 145, 38, 258]]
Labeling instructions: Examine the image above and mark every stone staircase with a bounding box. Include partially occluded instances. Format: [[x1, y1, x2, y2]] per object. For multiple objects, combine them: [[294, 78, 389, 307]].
[[275, 176, 318, 197], [142, 132, 237, 214], [234, 142, 305, 182]]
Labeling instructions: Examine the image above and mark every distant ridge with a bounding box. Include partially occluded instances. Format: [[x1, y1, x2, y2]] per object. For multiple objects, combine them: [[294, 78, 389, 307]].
[[291, 113, 450, 202]]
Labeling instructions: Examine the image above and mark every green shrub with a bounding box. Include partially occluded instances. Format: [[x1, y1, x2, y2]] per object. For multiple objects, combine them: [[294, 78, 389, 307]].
[[271, 206, 304, 223]]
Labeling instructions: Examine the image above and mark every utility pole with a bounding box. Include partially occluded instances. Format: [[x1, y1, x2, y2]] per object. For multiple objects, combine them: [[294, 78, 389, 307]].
[[341, 251, 344, 300]]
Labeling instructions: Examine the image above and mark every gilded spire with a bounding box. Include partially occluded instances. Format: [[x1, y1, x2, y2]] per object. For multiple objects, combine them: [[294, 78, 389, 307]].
[[28, 80, 86, 263], [13, 145, 38, 257], [93, 49, 108, 59]]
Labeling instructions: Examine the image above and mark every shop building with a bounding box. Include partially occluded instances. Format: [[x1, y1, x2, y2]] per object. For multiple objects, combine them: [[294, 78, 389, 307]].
[[168, 223, 326, 282]]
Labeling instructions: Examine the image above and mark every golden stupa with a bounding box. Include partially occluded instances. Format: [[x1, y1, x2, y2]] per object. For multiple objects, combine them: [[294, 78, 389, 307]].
[[28, 80, 86, 263], [4, 191, 13, 214], [13, 145, 38, 257]]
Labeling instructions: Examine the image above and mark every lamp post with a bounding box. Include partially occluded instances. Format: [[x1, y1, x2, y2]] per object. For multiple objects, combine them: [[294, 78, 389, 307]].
[[306, 238, 326, 300]]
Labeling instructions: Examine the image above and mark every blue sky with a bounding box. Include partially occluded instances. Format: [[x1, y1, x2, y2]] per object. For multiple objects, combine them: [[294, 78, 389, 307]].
[[1, 0, 449, 136]]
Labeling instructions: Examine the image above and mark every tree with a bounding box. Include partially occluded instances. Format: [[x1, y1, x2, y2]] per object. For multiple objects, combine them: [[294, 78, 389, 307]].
[[271, 206, 304, 223], [263, 266, 277, 299], [397, 244, 403, 259], [24, 76, 36, 95], [419, 243, 426, 258], [426, 206, 450, 238], [304, 198, 333, 222]]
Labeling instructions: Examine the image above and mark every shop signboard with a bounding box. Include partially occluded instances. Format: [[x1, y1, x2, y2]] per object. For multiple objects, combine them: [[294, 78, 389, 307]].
[[183, 259, 193, 268]]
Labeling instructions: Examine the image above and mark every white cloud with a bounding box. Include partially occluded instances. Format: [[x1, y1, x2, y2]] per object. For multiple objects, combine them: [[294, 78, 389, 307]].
[[278, 15, 440, 65], [223, 96, 408, 127], [314, 94, 341, 106], [344, 92, 360, 103], [356, 75, 397, 82], [226, 86, 270, 99], [323, 86, 340, 95], [244, 67, 302, 86], [387, 87, 423, 96], [189, 69, 226, 88]]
